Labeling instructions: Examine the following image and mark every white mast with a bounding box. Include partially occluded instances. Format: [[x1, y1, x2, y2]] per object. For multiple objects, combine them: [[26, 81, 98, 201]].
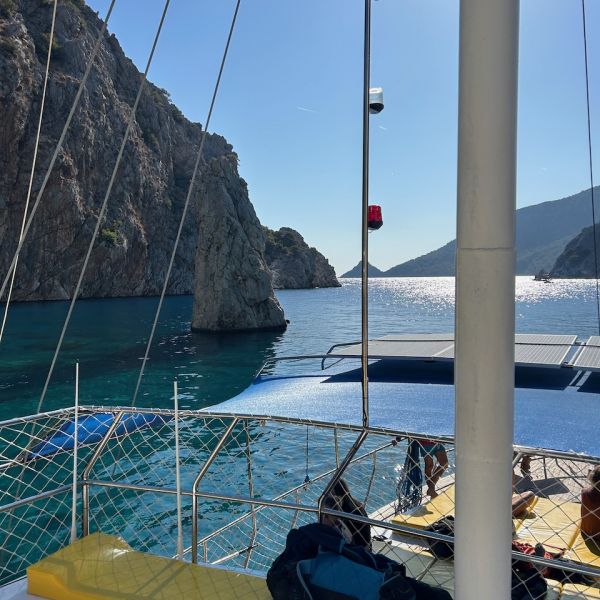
[[454, 0, 519, 598]]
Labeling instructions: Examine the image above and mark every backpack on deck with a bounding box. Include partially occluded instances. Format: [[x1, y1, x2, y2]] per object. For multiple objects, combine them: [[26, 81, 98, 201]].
[[425, 516, 455, 560], [267, 523, 452, 600]]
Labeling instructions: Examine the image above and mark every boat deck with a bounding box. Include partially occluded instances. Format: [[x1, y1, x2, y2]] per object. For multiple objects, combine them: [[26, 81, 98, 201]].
[[369, 456, 600, 599]]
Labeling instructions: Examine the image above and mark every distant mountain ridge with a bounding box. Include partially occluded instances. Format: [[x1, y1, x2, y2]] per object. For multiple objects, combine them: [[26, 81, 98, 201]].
[[341, 262, 386, 278], [341, 187, 599, 277]]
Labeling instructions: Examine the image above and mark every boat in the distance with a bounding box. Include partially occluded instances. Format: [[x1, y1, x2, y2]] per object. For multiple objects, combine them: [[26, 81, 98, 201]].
[[534, 270, 553, 283]]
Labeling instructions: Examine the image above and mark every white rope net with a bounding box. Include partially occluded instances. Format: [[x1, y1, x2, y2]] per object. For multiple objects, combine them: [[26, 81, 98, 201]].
[[1, 407, 599, 598]]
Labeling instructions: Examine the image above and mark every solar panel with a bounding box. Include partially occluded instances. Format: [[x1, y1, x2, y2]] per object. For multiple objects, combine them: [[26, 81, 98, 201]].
[[330, 333, 577, 369], [571, 336, 600, 371], [514, 334, 577, 367]]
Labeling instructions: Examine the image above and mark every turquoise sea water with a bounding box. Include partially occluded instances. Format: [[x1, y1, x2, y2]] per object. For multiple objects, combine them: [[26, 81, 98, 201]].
[[1, 276, 600, 420], [2, 276, 600, 582]]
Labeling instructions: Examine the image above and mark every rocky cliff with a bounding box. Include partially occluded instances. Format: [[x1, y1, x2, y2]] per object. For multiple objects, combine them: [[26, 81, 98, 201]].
[[0, 0, 331, 309], [264, 227, 340, 289], [0, 0, 233, 301], [192, 157, 285, 331], [551, 224, 600, 278]]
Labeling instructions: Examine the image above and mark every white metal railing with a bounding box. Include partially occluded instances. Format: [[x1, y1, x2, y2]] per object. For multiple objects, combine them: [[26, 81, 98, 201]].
[[1, 405, 600, 595]]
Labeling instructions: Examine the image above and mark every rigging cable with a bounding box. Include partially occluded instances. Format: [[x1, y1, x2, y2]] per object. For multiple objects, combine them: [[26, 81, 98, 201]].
[[36, 0, 172, 414], [582, 0, 600, 335], [0, 3, 59, 569], [0, 0, 57, 344], [0, 0, 118, 304], [131, 0, 242, 406]]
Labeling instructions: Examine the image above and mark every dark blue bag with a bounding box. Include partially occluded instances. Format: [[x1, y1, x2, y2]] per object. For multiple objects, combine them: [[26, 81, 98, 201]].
[[297, 543, 385, 600], [267, 523, 451, 600]]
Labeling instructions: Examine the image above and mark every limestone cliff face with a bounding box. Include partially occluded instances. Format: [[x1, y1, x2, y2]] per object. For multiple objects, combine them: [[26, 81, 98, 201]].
[[192, 157, 286, 331], [264, 227, 340, 289], [0, 0, 237, 301], [0, 0, 335, 312]]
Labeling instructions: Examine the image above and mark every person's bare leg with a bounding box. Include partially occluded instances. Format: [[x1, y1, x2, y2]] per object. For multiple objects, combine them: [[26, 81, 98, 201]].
[[424, 455, 437, 498], [431, 449, 449, 488], [512, 490, 536, 517], [520, 454, 532, 476]]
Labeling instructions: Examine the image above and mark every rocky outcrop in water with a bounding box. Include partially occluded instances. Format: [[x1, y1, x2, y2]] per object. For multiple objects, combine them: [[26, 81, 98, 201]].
[[0, 0, 330, 315], [192, 157, 285, 332], [264, 227, 340, 289], [551, 224, 600, 278]]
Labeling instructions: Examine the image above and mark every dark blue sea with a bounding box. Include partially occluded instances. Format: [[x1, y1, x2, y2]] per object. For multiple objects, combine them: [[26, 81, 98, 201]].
[[1, 276, 599, 421]]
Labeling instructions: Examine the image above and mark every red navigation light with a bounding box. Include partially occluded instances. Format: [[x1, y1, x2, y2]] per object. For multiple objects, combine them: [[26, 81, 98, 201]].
[[368, 205, 383, 230]]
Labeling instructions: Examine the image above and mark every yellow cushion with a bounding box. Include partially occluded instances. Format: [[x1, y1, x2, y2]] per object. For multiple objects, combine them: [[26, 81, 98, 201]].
[[27, 533, 270, 600], [567, 532, 600, 568], [516, 498, 581, 551], [391, 486, 455, 529], [560, 584, 600, 599], [391, 486, 536, 534]]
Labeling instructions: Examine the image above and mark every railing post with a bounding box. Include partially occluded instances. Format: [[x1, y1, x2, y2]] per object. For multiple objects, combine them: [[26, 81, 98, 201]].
[[70, 361, 79, 543], [191, 417, 239, 564], [243, 421, 257, 568], [81, 410, 125, 537], [174, 378, 184, 559]]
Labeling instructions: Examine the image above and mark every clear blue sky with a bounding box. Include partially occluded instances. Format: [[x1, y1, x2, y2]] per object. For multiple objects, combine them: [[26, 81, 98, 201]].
[[86, 0, 599, 274]]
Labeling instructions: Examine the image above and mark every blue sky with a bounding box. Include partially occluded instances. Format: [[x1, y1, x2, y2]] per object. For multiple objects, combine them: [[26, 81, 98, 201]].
[[85, 0, 599, 274]]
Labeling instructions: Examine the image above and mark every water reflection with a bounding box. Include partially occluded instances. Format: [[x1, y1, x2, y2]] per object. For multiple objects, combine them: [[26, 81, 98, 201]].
[[1, 277, 599, 417]]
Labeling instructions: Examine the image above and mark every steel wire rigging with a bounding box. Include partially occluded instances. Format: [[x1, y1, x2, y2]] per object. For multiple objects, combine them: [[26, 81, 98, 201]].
[[0, 0, 118, 305], [36, 0, 172, 414], [0, 0, 58, 345], [130, 0, 242, 407], [581, 0, 600, 336]]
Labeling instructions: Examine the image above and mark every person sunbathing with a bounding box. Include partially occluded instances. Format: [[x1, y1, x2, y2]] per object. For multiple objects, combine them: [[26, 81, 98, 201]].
[[581, 465, 600, 540], [512, 490, 536, 518]]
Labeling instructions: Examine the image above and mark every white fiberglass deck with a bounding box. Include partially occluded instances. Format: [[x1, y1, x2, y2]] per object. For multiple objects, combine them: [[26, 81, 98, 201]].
[[331, 333, 578, 368]]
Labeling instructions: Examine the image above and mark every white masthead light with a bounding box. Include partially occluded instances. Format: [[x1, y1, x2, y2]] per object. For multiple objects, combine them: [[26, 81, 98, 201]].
[[369, 87, 384, 114]]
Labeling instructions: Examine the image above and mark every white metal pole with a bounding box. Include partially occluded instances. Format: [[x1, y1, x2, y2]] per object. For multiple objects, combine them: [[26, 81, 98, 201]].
[[174, 378, 184, 559], [70, 361, 79, 543], [454, 0, 519, 598]]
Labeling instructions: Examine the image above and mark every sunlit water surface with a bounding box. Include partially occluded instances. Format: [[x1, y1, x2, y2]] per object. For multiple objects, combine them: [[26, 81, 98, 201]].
[[2, 276, 600, 579], [1, 277, 599, 419]]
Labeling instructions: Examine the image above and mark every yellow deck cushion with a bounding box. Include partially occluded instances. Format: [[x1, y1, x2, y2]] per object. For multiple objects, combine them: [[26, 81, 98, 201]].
[[567, 532, 600, 568], [391, 486, 455, 529], [516, 498, 581, 551], [27, 533, 270, 600], [560, 584, 600, 599], [391, 486, 536, 533]]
